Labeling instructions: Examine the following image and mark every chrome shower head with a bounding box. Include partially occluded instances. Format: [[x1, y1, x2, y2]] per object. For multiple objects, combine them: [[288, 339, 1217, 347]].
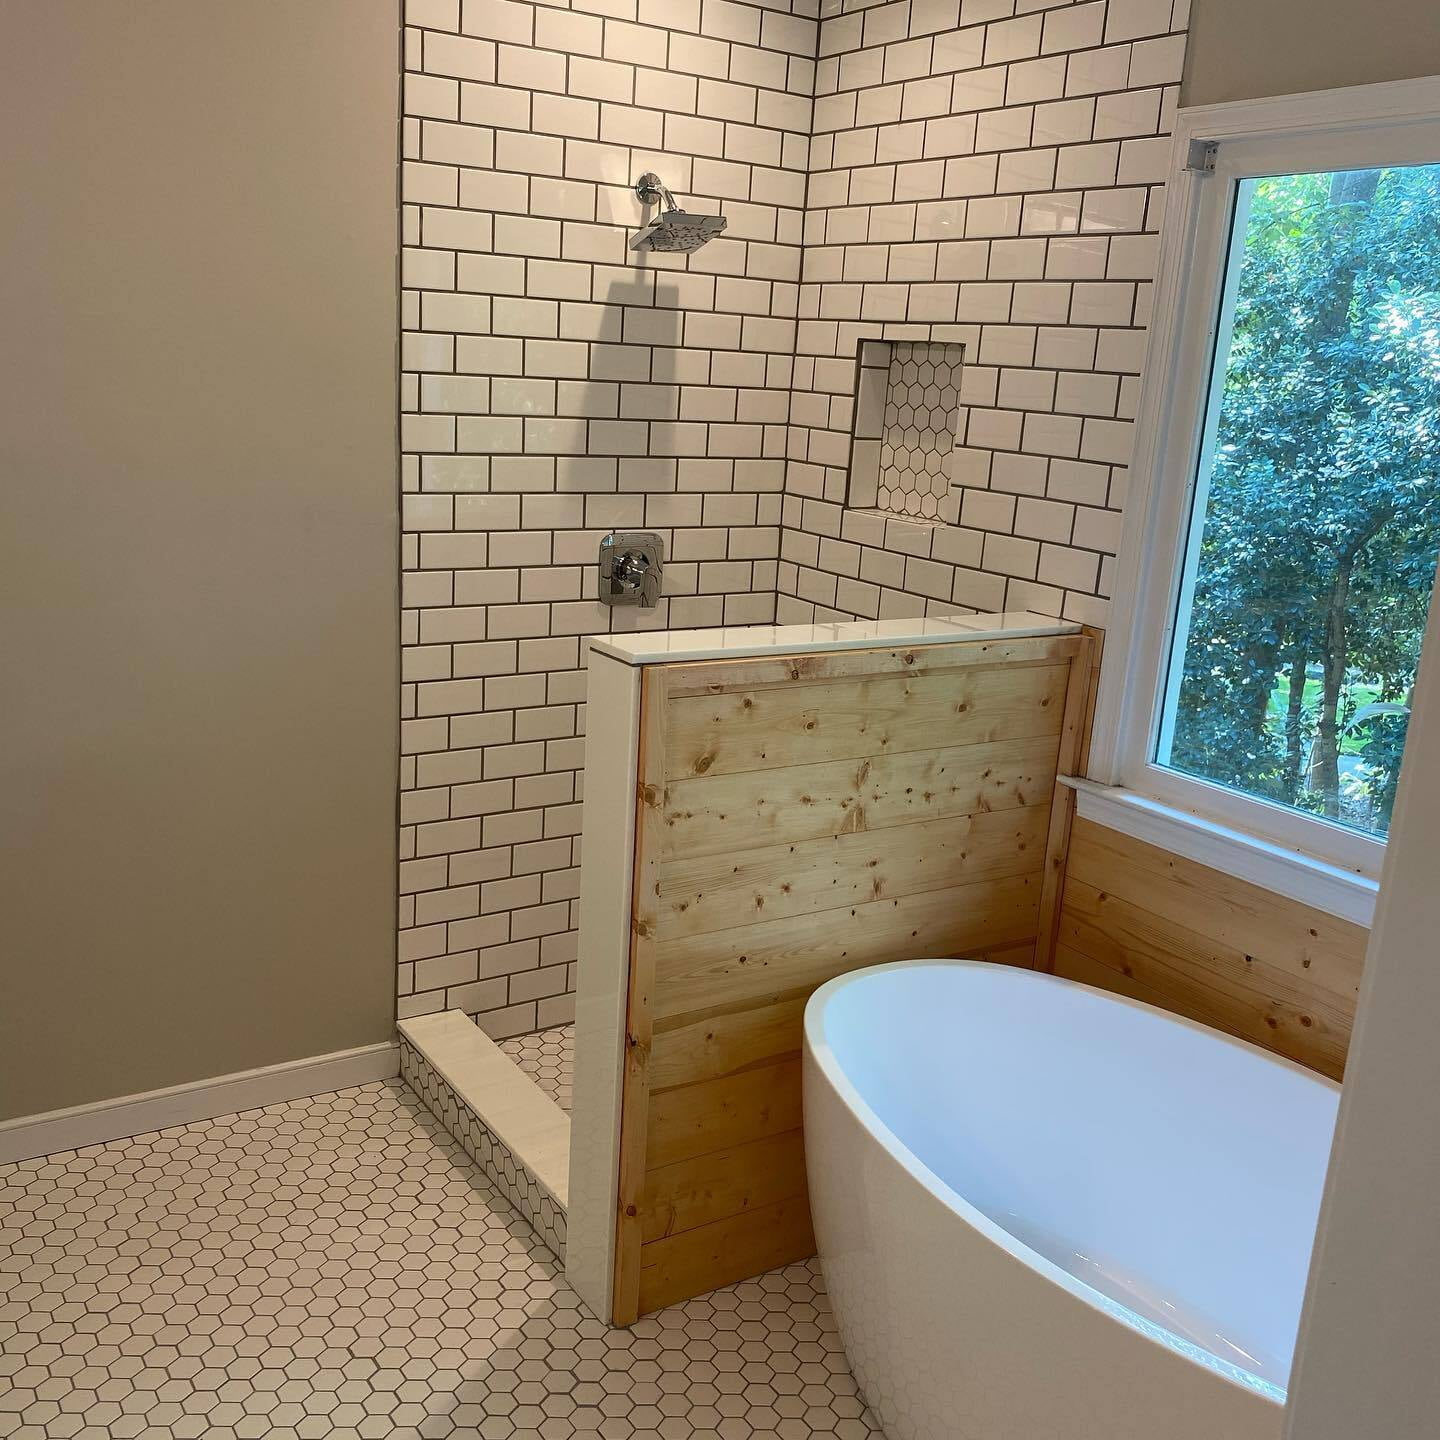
[[629, 210, 729, 253], [629, 172, 728, 254]]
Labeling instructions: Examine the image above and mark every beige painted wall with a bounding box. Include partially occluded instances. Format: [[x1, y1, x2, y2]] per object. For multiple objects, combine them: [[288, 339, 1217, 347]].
[[1184, 0, 1440, 106], [0, 1, 399, 1120]]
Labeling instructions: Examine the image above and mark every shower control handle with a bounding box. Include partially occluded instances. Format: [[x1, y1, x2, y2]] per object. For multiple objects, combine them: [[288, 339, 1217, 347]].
[[612, 551, 656, 602], [598, 532, 664, 609]]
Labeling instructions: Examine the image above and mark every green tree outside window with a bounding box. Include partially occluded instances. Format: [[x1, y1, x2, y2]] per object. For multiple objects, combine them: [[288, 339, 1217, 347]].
[[1164, 163, 1440, 839]]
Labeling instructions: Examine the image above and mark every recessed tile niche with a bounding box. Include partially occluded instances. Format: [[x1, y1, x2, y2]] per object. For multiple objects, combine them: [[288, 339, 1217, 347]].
[[848, 340, 966, 525]]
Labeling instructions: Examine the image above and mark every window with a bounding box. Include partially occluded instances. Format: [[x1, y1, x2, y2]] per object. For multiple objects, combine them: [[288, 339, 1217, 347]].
[[1160, 160, 1440, 842], [1095, 80, 1440, 885]]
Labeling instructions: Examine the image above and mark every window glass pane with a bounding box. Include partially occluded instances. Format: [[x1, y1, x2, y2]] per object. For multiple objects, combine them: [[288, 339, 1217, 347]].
[[1157, 163, 1440, 840]]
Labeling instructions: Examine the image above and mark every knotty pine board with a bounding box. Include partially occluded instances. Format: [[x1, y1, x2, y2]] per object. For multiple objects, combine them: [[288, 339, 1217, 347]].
[[609, 633, 1094, 1323], [1053, 818, 1367, 1081]]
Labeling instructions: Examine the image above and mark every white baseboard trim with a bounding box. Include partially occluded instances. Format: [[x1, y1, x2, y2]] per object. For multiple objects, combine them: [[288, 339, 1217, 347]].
[[0, 1040, 401, 1166]]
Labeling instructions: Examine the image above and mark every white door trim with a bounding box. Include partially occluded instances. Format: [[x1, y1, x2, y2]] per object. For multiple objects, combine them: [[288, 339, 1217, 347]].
[[1285, 568, 1440, 1436]]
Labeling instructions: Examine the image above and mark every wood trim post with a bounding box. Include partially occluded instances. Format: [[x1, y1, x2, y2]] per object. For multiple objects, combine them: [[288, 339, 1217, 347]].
[[1035, 636, 1096, 971], [611, 667, 665, 1326]]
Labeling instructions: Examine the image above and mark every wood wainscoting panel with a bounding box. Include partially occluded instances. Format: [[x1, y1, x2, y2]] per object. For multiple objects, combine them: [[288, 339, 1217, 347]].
[[608, 633, 1094, 1323], [663, 662, 1072, 777], [1052, 818, 1368, 1081]]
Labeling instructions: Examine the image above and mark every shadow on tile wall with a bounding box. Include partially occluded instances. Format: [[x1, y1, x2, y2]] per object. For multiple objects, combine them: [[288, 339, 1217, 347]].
[[399, 0, 813, 1030], [398, 0, 1189, 1033]]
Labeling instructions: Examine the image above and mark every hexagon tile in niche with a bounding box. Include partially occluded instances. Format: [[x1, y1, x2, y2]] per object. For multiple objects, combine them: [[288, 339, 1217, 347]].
[[879, 342, 963, 522], [847, 339, 966, 525], [0, 1081, 883, 1440]]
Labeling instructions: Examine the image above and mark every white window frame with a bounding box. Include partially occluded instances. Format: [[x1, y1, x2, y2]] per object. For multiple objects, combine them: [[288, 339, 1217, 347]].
[[1087, 75, 1440, 921]]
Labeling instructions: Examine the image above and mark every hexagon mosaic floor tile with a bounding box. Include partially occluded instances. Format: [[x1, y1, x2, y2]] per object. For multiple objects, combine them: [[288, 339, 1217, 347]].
[[498, 1026, 573, 1115], [0, 1080, 882, 1440]]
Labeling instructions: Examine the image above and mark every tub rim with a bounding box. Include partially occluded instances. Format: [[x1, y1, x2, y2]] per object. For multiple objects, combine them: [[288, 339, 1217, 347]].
[[803, 958, 1341, 1405]]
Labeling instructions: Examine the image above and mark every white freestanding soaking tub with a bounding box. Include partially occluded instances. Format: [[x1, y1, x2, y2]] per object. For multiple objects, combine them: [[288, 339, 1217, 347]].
[[803, 960, 1341, 1440]]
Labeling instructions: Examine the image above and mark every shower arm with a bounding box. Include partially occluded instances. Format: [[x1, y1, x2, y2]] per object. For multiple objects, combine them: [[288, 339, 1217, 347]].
[[634, 172, 680, 213]]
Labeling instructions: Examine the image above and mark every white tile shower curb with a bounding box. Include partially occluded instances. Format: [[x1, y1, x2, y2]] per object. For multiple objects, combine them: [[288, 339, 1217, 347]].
[[398, 1011, 570, 1262]]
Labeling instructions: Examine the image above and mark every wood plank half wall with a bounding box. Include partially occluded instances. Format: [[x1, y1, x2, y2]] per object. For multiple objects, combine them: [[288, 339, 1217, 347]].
[[611, 632, 1095, 1324], [1053, 818, 1368, 1082]]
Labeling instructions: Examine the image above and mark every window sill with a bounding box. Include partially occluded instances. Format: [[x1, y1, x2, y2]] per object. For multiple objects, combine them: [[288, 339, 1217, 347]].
[[1058, 777, 1379, 928]]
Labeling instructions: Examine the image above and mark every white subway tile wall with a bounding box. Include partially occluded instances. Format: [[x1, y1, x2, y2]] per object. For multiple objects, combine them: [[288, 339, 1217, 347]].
[[399, 0, 818, 1031], [400, 0, 1189, 1030], [782, 0, 1187, 627]]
